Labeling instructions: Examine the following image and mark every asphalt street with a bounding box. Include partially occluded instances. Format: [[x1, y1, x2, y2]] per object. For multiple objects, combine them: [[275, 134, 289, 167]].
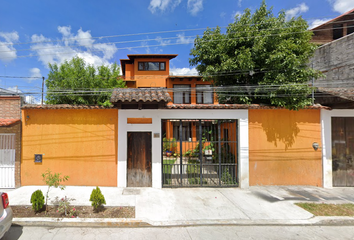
[[3, 225, 354, 240]]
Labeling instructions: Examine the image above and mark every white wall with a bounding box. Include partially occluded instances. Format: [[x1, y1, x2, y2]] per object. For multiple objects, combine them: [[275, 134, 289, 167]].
[[117, 109, 249, 188], [321, 109, 354, 188]]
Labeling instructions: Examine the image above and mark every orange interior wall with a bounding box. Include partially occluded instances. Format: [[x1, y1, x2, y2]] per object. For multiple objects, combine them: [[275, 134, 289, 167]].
[[249, 109, 322, 186], [21, 109, 118, 187]]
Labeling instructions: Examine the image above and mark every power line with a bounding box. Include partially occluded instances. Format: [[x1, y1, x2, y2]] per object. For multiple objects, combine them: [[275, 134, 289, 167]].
[[1, 11, 353, 48], [1, 23, 353, 55]]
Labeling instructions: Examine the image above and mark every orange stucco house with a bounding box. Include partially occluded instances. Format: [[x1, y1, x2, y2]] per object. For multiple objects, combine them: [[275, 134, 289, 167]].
[[20, 54, 326, 189]]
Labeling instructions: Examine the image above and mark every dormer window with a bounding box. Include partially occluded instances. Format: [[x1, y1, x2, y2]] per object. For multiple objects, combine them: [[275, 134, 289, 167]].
[[138, 62, 166, 71]]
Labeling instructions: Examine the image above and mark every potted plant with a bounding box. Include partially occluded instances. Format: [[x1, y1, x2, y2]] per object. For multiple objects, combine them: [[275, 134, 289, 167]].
[[163, 138, 177, 156]]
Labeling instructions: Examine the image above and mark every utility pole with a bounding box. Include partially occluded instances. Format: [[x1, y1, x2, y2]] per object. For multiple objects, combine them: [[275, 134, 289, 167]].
[[42, 76, 44, 105], [312, 63, 315, 105]]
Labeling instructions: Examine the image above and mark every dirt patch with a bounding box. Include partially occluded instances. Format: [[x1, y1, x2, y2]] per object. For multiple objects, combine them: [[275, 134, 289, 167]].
[[11, 205, 135, 218], [296, 203, 354, 216]]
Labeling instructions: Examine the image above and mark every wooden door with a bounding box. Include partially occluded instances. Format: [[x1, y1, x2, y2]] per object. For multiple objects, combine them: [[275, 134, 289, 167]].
[[127, 132, 152, 187], [332, 117, 354, 187]]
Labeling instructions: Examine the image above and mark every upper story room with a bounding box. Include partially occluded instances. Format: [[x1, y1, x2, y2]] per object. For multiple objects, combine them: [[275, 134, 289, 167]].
[[120, 54, 177, 88], [120, 54, 217, 105], [311, 8, 354, 45]]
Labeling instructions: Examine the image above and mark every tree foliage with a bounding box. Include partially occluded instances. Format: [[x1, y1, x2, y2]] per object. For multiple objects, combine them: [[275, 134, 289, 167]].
[[46, 57, 126, 105], [189, 1, 320, 110]]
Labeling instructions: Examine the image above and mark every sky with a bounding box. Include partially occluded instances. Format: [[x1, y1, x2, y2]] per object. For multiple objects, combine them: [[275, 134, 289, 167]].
[[1, 0, 353, 103]]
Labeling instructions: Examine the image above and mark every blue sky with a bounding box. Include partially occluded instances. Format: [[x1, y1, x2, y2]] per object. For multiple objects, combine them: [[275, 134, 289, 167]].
[[0, 0, 353, 103]]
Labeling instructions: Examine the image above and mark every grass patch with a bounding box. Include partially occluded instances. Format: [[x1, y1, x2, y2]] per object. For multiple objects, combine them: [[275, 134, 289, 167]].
[[296, 203, 354, 216], [162, 159, 176, 185], [163, 159, 176, 174]]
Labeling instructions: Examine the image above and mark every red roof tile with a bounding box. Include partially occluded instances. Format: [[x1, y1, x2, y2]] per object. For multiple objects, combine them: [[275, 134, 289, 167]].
[[0, 118, 21, 126], [111, 88, 172, 103], [166, 104, 327, 110]]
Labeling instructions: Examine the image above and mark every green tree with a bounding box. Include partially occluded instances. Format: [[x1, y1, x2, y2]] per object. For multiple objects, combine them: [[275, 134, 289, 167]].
[[46, 57, 126, 106], [42, 169, 69, 212], [189, 1, 320, 110]]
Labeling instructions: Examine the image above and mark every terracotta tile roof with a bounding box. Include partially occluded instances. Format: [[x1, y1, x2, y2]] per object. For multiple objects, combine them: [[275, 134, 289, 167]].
[[111, 88, 172, 103], [0, 118, 21, 126], [166, 104, 327, 109], [22, 104, 111, 109], [311, 8, 354, 30]]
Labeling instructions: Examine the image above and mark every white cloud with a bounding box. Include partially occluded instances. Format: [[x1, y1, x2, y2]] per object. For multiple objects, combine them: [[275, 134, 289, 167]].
[[285, 3, 309, 20], [176, 32, 194, 44], [232, 11, 243, 20], [155, 36, 171, 46], [170, 67, 198, 76], [141, 39, 151, 54], [238, 0, 242, 7], [220, 12, 226, 18], [328, 0, 354, 14], [187, 0, 203, 16], [309, 18, 332, 29], [30, 26, 118, 68], [148, 0, 182, 13], [27, 68, 42, 82], [0, 31, 19, 62]]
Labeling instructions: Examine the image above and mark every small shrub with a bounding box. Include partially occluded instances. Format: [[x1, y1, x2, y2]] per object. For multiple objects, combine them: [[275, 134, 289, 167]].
[[30, 190, 45, 212], [57, 196, 76, 217], [89, 186, 106, 211]]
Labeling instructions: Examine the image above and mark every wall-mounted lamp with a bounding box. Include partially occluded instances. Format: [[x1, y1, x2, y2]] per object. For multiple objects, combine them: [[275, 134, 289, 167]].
[[26, 115, 30, 121], [312, 142, 319, 151]]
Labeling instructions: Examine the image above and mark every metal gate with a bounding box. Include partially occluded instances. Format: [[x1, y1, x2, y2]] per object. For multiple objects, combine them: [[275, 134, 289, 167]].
[[0, 134, 16, 188], [162, 119, 238, 187]]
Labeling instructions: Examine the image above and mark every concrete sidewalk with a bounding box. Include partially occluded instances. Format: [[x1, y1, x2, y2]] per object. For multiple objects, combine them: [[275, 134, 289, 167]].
[[3, 186, 354, 227]]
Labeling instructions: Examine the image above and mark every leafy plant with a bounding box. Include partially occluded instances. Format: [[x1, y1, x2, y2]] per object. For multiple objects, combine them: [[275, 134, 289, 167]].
[[163, 138, 177, 152], [89, 186, 106, 211], [42, 169, 69, 212], [189, 0, 321, 110], [221, 168, 237, 185], [57, 196, 76, 217], [46, 56, 126, 105], [30, 190, 45, 212]]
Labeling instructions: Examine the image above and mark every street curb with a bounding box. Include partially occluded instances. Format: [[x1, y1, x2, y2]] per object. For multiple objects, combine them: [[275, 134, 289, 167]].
[[12, 216, 354, 228], [12, 218, 151, 228]]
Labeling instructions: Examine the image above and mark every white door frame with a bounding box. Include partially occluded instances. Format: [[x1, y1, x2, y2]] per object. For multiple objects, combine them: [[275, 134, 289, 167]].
[[321, 109, 354, 188]]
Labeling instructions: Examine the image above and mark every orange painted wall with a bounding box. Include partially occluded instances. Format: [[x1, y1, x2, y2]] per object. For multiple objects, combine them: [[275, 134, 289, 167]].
[[249, 109, 322, 186], [133, 58, 170, 87], [21, 109, 118, 186]]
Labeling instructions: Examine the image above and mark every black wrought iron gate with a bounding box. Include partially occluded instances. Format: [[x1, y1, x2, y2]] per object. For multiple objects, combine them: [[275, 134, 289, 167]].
[[161, 119, 238, 187]]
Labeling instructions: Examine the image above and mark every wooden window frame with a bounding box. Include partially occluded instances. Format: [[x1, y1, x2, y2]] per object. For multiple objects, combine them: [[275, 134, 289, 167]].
[[196, 84, 214, 104], [173, 84, 191, 104], [138, 62, 166, 71]]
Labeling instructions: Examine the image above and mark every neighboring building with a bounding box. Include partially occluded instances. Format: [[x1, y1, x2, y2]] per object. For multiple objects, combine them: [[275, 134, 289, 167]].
[[311, 8, 354, 45], [310, 9, 354, 187], [311, 30, 354, 91], [0, 88, 23, 188]]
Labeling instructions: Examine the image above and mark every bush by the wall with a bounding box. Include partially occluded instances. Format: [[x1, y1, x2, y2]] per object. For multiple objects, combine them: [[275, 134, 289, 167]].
[[30, 190, 45, 212], [89, 186, 106, 211]]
